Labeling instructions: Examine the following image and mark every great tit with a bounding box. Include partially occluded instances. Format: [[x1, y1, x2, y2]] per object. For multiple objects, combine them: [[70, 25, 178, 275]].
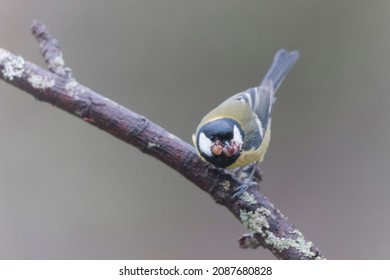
[[193, 49, 299, 195]]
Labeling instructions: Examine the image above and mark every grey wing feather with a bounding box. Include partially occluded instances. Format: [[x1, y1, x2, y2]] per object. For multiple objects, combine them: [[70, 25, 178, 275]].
[[242, 85, 273, 137], [219, 83, 273, 139], [226, 49, 299, 127], [219, 49, 299, 146]]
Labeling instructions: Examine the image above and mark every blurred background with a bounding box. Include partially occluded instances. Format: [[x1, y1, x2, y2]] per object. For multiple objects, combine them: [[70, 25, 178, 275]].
[[1, 0, 389, 259]]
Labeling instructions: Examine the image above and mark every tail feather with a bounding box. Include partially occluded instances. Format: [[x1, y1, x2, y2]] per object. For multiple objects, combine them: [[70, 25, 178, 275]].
[[261, 49, 300, 91]]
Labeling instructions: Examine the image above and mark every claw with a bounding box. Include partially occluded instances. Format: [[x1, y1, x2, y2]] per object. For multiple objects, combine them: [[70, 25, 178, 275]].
[[232, 162, 259, 198], [232, 180, 257, 198]]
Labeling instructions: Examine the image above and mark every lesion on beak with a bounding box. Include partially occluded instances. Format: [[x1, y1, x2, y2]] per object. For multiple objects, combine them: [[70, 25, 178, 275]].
[[211, 140, 224, 156], [211, 139, 241, 157]]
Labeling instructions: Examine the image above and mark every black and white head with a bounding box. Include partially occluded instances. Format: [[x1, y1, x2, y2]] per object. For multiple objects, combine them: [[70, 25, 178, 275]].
[[196, 118, 244, 168]]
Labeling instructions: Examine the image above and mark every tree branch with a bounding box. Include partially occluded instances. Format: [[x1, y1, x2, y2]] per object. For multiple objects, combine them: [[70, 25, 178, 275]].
[[0, 21, 324, 260]]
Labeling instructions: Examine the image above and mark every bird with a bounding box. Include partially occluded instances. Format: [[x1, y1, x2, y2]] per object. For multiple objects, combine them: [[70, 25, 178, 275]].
[[193, 49, 299, 197]]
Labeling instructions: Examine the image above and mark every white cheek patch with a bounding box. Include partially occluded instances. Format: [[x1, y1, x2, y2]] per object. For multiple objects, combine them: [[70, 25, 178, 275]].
[[198, 132, 213, 157], [233, 125, 243, 144]]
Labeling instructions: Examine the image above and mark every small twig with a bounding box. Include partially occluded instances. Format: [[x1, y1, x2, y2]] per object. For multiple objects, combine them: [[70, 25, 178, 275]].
[[31, 20, 72, 78], [0, 21, 324, 259]]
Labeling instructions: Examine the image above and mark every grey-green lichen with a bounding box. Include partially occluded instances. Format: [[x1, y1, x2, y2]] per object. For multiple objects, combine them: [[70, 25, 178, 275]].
[[51, 53, 65, 68], [0, 49, 25, 80], [239, 191, 257, 205], [147, 142, 160, 149], [240, 207, 270, 233], [220, 180, 231, 191], [64, 79, 85, 106], [65, 79, 78, 91], [265, 229, 315, 258], [27, 73, 55, 89], [240, 206, 316, 258], [0, 49, 10, 61], [65, 79, 83, 100]]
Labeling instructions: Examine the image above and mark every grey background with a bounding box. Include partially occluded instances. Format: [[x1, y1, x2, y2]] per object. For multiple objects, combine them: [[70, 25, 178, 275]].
[[1, 1, 389, 259]]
